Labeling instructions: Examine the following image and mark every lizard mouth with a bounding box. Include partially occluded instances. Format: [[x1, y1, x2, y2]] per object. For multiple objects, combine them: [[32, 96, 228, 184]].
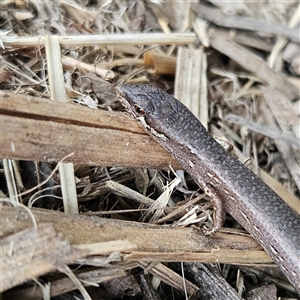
[[116, 86, 135, 115]]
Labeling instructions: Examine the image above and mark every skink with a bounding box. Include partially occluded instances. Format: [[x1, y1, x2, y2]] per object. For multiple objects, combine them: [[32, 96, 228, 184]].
[[117, 84, 300, 293]]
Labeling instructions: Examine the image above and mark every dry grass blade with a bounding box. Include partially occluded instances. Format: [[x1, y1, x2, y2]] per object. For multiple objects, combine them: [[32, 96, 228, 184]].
[[208, 28, 299, 100], [2, 33, 196, 48], [262, 88, 300, 192], [192, 3, 300, 43], [225, 113, 300, 149], [45, 35, 78, 214]]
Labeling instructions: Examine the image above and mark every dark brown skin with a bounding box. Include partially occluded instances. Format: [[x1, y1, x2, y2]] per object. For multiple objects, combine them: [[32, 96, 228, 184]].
[[117, 84, 300, 294]]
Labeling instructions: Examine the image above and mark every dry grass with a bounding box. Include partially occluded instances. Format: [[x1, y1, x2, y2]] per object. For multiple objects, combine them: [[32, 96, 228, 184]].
[[0, 1, 300, 299]]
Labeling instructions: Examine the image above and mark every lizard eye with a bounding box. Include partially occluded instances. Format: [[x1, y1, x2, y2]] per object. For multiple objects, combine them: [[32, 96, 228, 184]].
[[134, 104, 146, 115]]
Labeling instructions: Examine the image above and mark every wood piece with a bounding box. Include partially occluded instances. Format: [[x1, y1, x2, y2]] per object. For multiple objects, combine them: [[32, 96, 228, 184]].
[[75, 240, 137, 255], [192, 3, 300, 43], [0, 91, 181, 169], [139, 261, 199, 296], [3, 267, 126, 300], [208, 28, 299, 100], [143, 51, 176, 75], [0, 114, 179, 168], [175, 47, 208, 128], [0, 206, 271, 263], [245, 284, 277, 300], [125, 250, 272, 264], [0, 222, 87, 292], [0, 91, 137, 132], [185, 263, 243, 300]]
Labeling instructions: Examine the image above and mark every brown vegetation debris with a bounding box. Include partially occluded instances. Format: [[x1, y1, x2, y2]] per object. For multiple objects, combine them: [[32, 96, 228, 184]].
[[1, 1, 299, 299]]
